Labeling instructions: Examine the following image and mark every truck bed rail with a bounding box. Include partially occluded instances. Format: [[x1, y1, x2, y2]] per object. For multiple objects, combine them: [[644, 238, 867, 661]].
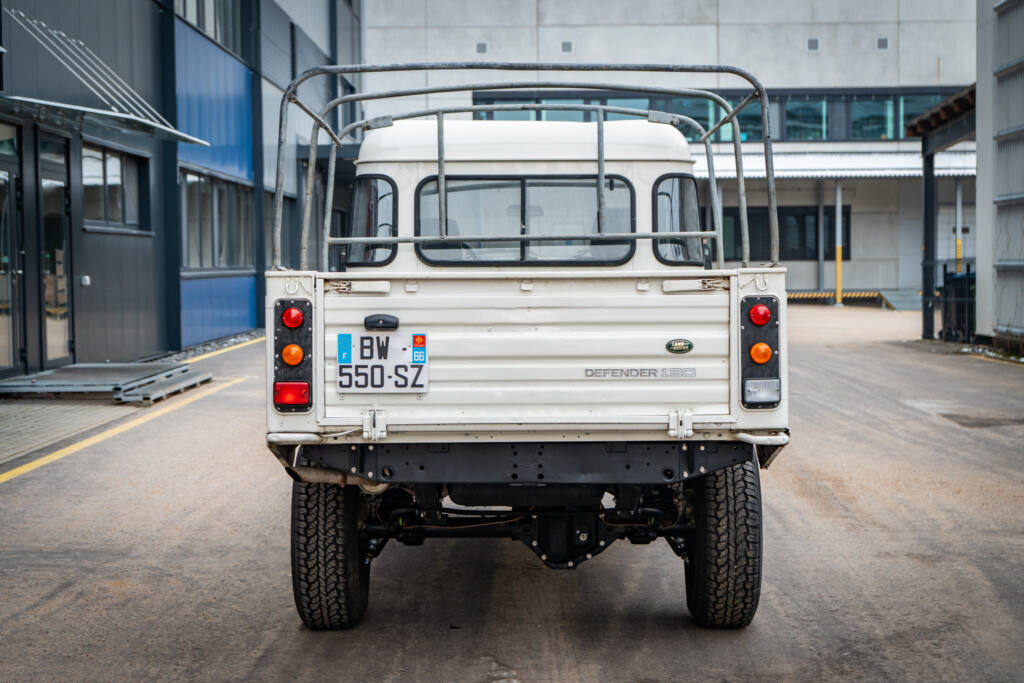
[[272, 62, 781, 271]]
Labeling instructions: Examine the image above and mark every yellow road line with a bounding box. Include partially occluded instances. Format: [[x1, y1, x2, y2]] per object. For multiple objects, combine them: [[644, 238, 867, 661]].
[[185, 336, 265, 364], [0, 377, 247, 485]]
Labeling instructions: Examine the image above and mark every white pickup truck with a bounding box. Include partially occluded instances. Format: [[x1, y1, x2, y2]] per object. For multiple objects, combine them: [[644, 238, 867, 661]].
[[266, 63, 788, 631]]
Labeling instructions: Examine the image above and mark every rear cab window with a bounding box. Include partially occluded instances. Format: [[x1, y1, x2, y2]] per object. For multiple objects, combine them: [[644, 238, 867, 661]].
[[415, 175, 635, 266], [653, 174, 706, 266]]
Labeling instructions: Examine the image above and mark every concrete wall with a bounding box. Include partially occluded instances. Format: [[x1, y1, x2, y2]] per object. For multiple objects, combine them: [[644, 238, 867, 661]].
[[363, 0, 976, 118]]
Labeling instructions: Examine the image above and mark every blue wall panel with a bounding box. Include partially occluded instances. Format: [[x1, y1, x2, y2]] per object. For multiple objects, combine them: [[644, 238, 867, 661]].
[[181, 276, 258, 347], [175, 19, 254, 181]]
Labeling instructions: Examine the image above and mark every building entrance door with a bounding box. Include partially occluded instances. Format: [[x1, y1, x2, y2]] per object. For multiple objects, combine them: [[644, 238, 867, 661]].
[[0, 162, 23, 378], [38, 134, 72, 368]]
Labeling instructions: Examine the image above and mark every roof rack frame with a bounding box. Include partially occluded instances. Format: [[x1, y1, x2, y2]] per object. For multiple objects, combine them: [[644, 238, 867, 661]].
[[272, 62, 779, 270]]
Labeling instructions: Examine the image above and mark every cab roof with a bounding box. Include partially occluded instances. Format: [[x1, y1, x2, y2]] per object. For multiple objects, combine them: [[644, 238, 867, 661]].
[[355, 119, 693, 164]]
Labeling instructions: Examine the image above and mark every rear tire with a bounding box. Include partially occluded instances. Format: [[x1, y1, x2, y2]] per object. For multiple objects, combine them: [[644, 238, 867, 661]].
[[684, 459, 763, 628], [291, 481, 370, 630]]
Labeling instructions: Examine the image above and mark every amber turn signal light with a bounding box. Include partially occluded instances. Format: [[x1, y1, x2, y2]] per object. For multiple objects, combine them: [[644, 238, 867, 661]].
[[749, 342, 773, 364], [281, 343, 304, 366]]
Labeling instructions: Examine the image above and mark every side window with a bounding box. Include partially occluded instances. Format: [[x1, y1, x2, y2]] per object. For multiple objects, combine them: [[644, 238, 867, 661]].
[[653, 175, 705, 265], [345, 175, 396, 266]]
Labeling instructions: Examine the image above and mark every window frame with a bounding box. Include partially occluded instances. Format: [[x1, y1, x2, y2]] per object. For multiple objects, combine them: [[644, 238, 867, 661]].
[[340, 173, 398, 268], [414, 174, 637, 267], [651, 172, 710, 267], [180, 169, 255, 272], [81, 142, 148, 234]]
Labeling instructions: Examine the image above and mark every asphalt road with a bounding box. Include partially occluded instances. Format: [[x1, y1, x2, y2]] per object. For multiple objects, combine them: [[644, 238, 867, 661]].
[[1, 307, 1022, 682]]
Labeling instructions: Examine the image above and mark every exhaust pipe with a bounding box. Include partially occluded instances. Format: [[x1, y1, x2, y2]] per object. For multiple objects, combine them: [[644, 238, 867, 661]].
[[283, 463, 390, 493]]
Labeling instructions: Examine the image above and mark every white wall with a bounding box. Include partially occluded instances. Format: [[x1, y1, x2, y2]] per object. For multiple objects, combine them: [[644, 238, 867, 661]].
[[276, 0, 331, 56]]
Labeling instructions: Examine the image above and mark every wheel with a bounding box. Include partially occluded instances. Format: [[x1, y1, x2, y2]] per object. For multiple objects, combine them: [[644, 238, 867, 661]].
[[684, 459, 763, 628], [291, 481, 370, 630]]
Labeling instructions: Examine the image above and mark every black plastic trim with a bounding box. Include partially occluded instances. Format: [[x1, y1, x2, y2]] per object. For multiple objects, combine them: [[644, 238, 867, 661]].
[[740, 295, 781, 409], [273, 298, 313, 413]]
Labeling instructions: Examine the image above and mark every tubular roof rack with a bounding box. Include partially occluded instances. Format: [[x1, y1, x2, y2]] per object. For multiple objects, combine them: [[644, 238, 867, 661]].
[[273, 63, 781, 271], [3, 8, 208, 146]]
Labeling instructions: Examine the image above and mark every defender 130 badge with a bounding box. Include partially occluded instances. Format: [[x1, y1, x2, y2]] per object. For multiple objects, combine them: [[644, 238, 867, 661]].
[[666, 339, 693, 354]]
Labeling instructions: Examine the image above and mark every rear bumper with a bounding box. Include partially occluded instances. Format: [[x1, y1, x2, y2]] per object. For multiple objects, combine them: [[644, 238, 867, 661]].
[[274, 439, 768, 486]]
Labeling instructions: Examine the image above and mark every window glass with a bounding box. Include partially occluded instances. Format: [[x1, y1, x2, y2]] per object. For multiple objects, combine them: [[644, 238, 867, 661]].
[[669, 97, 711, 141], [526, 178, 631, 262], [215, 182, 231, 266], [420, 179, 521, 262], [39, 136, 66, 166], [900, 94, 943, 137], [723, 206, 850, 262], [605, 98, 647, 121], [492, 107, 533, 121], [0, 123, 18, 158], [653, 176, 704, 264], [82, 146, 105, 221], [851, 97, 895, 139], [541, 98, 584, 122], [123, 156, 140, 224], [105, 153, 123, 223], [185, 174, 202, 267], [418, 176, 633, 265], [346, 176, 396, 265], [784, 98, 827, 141], [198, 176, 214, 268]]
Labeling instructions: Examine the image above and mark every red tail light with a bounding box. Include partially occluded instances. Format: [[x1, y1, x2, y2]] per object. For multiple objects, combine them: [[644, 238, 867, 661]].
[[749, 304, 772, 326], [273, 381, 310, 405], [281, 307, 304, 328]]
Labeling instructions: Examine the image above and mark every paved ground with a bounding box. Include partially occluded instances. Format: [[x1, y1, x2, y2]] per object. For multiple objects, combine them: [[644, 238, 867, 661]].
[[1, 307, 1022, 682], [0, 399, 140, 466]]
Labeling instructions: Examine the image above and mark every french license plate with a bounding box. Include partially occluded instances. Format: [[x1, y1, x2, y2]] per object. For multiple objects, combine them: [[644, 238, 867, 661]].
[[336, 332, 428, 393]]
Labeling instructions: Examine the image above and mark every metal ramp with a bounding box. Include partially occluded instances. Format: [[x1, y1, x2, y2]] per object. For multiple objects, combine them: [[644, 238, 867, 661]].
[[0, 363, 212, 405], [879, 290, 922, 311]]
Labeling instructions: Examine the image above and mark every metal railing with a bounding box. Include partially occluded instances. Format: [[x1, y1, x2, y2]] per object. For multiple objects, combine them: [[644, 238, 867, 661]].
[[271, 63, 781, 271]]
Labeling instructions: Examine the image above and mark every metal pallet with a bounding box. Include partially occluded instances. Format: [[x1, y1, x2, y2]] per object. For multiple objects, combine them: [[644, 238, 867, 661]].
[[0, 363, 212, 405]]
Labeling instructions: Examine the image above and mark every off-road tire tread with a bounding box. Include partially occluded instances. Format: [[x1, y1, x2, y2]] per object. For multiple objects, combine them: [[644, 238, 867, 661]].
[[291, 481, 369, 630], [685, 459, 762, 628]]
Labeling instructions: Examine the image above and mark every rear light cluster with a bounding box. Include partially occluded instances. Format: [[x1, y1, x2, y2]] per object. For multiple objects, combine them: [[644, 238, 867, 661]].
[[273, 300, 313, 412], [740, 296, 781, 409]]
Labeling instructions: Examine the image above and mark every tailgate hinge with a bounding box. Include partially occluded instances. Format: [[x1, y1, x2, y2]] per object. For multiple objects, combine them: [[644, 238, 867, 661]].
[[700, 278, 728, 291], [668, 409, 695, 439], [362, 410, 388, 441]]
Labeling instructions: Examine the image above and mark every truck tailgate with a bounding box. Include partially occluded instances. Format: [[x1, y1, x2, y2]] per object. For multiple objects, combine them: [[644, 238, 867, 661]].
[[317, 273, 732, 435]]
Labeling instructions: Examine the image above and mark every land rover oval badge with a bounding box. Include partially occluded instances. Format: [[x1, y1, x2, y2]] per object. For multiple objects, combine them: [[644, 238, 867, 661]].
[[666, 339, 693, 354]]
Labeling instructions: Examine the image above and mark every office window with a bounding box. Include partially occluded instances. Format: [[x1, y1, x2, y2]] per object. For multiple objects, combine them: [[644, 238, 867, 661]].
[[669, 97, 712, 141], [541, 98, 584, 122], [83, 144, 143, 227], [899, 94, 943, 137], [851, 96, 895, 139], [264, 192, 297, 268], [182, 172, 253, 269], [722, 206, 850, 262], [785, 98, 827, 140], [175, 0, 245, 58], [605, 98, 648, 121]]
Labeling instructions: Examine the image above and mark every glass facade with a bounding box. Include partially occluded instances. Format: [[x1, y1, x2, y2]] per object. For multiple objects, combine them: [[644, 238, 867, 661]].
[[175, 0, 246, 59], [474, 89, 959, 142], [721, 206, 851, 262]]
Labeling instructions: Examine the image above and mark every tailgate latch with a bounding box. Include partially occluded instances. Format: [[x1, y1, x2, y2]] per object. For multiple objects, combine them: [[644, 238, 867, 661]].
[[362, 410, 387, 441], [668, 409, 695, 439], [700, 278, 728, 291]]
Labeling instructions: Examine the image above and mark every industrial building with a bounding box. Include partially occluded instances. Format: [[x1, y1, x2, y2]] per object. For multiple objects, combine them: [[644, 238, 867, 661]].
[[976, 0, 1024, 351], [362, 1, 977, 297], [0, 0, 362, 379]]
